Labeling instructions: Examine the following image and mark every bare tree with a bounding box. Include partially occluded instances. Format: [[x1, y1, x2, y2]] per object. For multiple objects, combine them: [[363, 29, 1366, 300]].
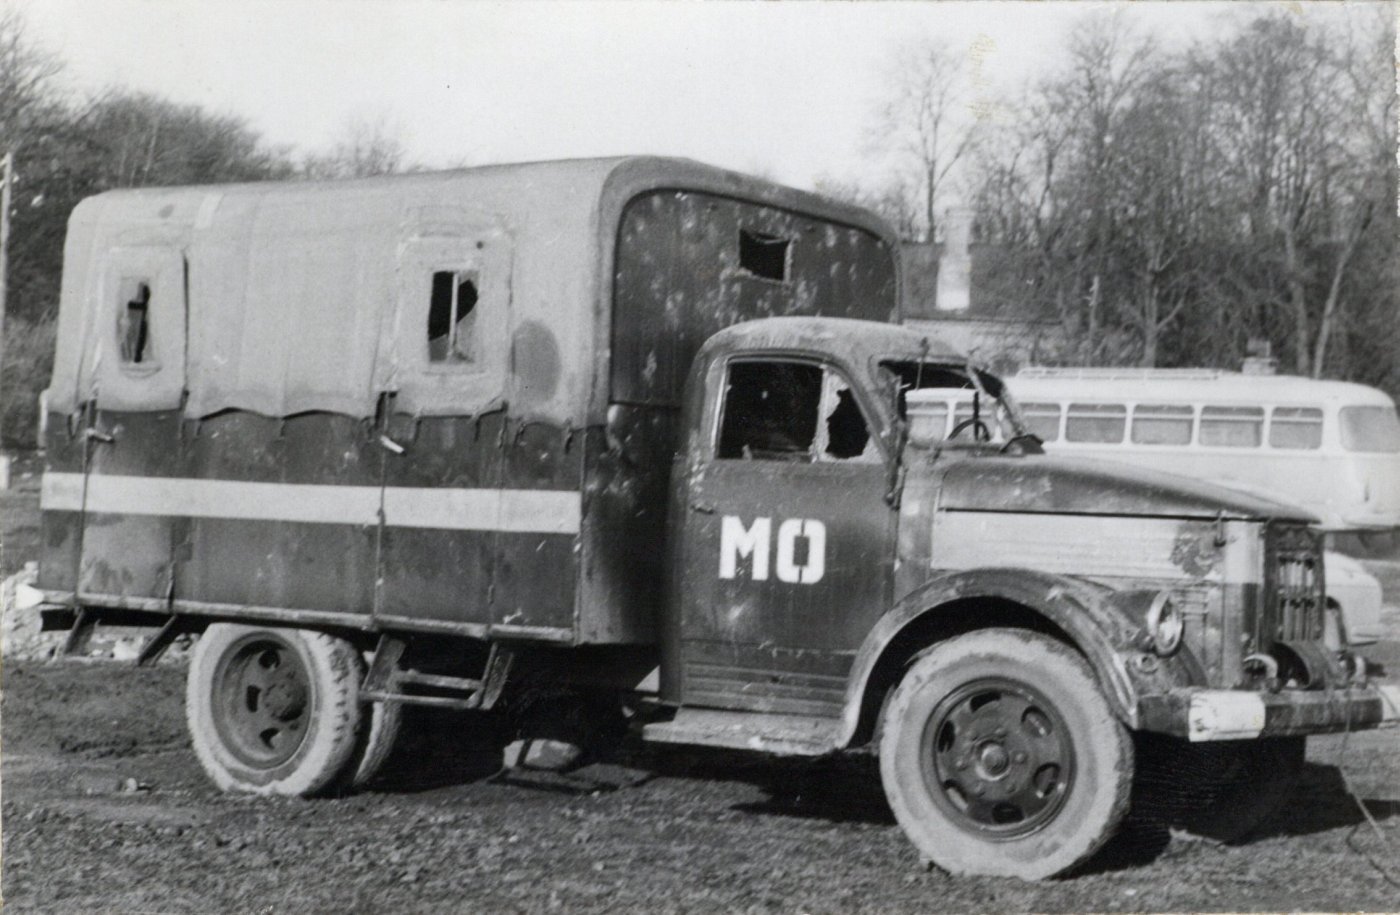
[[812, 173, 920, 240], [303, 112, 407, 180], [867, 37, 982, 243], [0, 9, 62, 143]]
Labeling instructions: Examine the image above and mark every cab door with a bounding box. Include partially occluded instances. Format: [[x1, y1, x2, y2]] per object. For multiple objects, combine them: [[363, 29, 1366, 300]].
[[674, 356, 896, 717]]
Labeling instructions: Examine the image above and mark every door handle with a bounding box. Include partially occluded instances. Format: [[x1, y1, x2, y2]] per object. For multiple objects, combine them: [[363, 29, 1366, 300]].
[[690, 500, 716, 514]]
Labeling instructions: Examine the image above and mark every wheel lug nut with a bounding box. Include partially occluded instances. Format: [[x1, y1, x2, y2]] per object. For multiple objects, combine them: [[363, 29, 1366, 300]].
[[974, 786, 985, 796], [994, 727, 1006, 738], [1013, 751, 1027, 763]]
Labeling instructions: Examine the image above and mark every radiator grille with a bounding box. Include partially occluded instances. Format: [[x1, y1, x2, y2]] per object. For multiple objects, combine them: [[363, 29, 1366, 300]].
[[1260, 524, 1326, 646]]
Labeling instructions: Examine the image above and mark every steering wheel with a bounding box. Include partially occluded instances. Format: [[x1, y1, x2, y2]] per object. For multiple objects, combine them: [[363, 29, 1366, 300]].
[[999, 432, 1044, 455], [947, 416, 992, 443]]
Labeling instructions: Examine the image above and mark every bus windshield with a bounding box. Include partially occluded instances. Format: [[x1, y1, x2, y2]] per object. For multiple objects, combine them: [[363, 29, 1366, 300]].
[[1340, 405, 1400, 453]]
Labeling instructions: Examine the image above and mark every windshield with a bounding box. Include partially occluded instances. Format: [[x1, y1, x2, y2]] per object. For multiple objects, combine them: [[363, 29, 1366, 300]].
[[1340, 405, 1400, 453], [879, 360, 1027, 444]]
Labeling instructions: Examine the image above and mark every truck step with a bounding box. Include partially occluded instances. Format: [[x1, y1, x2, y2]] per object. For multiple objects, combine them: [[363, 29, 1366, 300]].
[[359, 635, 514, 711], [641, 708, 839, 757], [359, 689, 482, 710]]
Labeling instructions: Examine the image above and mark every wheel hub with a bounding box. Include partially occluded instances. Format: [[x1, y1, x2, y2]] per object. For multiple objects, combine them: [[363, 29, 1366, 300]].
[[211, 635, 313, 769], [977, 742, 1010, 778], [922, 677, 1076, 838], [263, 678, 307, 721]]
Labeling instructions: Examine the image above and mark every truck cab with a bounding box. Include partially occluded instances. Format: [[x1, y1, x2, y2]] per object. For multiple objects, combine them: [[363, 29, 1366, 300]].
[[647, 315, 1399, 878]]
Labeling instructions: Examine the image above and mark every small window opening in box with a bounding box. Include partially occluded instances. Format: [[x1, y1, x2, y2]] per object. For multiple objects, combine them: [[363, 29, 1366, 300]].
[[738, 229, 791, 282], [427, 270, 479, 362], [118, 278, 153, 365]]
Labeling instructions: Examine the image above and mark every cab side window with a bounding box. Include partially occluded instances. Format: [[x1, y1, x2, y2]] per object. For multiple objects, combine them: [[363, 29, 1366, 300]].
[[717, 360, 876, 463]]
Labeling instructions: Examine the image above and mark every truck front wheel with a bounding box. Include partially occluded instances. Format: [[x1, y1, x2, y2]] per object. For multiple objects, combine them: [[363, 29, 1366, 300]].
[[879, 629, 1133, 880], [187, 624, 365, 796]]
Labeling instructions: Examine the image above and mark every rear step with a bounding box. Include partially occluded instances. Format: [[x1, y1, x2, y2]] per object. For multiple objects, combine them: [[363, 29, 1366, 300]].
[[359, 635, 513, 710], [641, 708, 839, 756]]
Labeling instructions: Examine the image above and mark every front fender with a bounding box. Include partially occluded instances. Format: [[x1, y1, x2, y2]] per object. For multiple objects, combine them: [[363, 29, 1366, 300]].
[[835, 567, 1204, 747]]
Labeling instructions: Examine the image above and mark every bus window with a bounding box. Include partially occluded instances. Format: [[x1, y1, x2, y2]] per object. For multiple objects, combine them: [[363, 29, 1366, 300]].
[[1340, 405, 1400, 453], [1132, 404, 1193, 445], [1066, 403, 1126, 443], [909, 401, 950, 443], [1199, 406, 1264, 447], [953, 401, 1009, 441], [1269, 406, 1323, 450], [1021, 403, 1061, 442]]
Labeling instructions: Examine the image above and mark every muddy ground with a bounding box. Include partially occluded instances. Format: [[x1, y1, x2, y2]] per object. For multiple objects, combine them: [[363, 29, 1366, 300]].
[[4, 454, 1400, 913]]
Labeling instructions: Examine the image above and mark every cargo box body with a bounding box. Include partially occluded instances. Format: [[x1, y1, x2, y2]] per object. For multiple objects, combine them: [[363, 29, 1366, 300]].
[[39, 157, 899, 646]]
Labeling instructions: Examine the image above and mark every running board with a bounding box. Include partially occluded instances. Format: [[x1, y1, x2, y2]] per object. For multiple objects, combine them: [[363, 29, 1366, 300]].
[[641, 709, 839, 756]]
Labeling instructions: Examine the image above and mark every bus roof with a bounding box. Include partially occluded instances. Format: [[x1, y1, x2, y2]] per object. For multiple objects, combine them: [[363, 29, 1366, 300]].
[[1007, 369, 1395, 409]]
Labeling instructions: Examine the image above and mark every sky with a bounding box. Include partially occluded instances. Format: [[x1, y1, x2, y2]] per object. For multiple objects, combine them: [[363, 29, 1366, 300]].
[[7, 0, 1382, 194]]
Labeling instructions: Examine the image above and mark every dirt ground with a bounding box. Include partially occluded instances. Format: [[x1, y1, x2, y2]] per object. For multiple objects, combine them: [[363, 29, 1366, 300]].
[[4, 454, 1400, 913]]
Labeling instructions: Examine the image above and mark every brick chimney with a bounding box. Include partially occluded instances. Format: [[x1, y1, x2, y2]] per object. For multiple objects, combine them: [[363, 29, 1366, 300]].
[[935, 206, 973, 313]]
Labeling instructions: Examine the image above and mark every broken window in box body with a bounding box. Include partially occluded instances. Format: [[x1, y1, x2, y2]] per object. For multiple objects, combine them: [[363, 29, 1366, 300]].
[[717, 359, 876, 463], [738, 228, 791, 282], [117, 278, 154, 365], [427, 270, 480, 362], [385, 223, 512, 417], [83, 245, 186, 413]]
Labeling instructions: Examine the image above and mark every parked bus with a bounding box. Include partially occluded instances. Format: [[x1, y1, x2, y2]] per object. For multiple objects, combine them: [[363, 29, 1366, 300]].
[[905, 367, 1400, 644]]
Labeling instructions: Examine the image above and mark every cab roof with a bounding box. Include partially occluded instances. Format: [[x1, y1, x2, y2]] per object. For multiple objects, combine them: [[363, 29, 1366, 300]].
[[699, 316, 964, 367]]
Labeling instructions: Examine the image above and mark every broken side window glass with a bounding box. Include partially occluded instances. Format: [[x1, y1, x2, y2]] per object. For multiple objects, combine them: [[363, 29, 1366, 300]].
[[717, 361, 821, 461], [817, 371, 877, 462], [118, 278, 153, 365], [427, 270, 479, 363]]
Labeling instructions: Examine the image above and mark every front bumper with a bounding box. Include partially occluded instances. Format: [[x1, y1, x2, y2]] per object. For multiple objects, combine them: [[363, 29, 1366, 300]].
[[1138, 682, 1400, 741]]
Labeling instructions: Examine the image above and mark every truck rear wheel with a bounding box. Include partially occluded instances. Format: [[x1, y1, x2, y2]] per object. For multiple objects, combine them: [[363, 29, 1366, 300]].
[[187, 624, 364, 796], [879, 629, 1133, 880], [336, 692, 402, 791]]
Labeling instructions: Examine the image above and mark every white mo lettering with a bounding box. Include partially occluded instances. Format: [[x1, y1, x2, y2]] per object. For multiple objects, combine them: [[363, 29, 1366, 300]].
[[719, 515, 771, 581], [775, 518, 826, 584], [719, 515, 825, 585]]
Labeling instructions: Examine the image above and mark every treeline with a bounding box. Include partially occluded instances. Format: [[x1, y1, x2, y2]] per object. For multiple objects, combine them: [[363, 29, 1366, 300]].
[[831, 8, 1398, 398], [0, 11, 405, 445]]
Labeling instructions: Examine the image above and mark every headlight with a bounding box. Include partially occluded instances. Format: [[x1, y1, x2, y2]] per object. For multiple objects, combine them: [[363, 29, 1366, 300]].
[[1147, 591, 1184, 657]]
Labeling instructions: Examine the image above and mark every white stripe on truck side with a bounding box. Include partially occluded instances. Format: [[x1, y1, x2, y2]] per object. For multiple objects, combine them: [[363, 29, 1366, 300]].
[[40, 472, 581, 535]]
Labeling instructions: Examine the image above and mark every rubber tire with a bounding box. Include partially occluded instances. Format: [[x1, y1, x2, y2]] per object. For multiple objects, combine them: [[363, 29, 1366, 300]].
[[879, 629, 1134, 880], [187, 623, 365, 797], [336, 687, 402, 791], [1169, 737, 1305, 843]]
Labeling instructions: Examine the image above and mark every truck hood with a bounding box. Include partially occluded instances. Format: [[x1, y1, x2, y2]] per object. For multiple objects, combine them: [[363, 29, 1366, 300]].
[[934, 455, 1319, 523]]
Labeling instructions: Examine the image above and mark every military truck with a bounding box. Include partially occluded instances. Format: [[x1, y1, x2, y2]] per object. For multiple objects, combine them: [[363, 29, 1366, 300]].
[[37, 158, 1399, 879]]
